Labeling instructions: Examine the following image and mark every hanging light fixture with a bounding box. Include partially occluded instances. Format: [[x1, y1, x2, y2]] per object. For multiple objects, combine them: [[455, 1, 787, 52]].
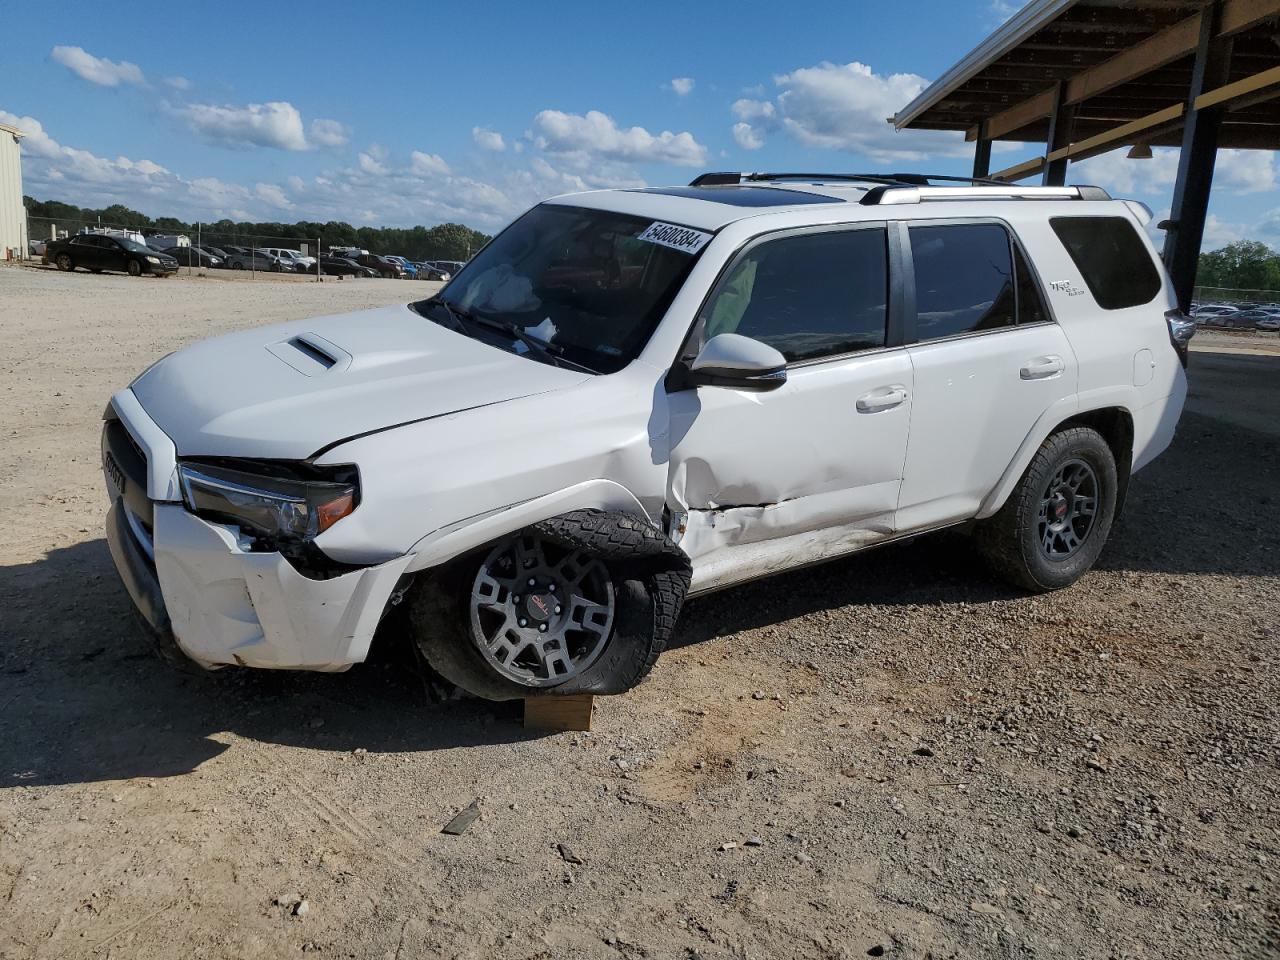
[[1127, 142, 1154, 159]]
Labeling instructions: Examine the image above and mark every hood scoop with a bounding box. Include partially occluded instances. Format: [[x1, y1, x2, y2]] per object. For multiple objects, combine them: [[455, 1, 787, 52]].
[[267, 333, 352, 376]]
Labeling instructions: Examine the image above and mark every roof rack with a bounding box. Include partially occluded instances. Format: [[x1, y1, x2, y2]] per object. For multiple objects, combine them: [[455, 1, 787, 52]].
[[859, 184, 1112, 205], [686, 172, 1112, 205], [688, 171, 1012, 188]]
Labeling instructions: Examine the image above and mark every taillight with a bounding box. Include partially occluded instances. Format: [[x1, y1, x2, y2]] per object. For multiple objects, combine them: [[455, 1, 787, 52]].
[[1166, 309, 1195, 368]]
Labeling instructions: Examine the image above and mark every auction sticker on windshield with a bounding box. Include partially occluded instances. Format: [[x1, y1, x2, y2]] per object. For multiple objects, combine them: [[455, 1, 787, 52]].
[[637, 221, 713, 254]]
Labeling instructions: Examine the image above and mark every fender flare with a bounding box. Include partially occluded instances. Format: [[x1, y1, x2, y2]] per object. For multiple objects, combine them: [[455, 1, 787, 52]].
[[403, 478, 663, 573], [976, 391, 1138, 520]]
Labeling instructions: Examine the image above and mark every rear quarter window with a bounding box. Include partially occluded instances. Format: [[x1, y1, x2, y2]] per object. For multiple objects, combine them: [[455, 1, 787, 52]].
[[1049, 216, 1162, 310]]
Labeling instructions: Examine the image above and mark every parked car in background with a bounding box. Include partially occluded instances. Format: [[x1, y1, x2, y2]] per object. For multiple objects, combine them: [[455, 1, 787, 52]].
[[414, 262, 451, 281], [146, 234, 191, 252], [262, 248, 317, 272], [223, 248, 281, 271], [1255, 315, 1280, 331], [1232, 307, 1280, 329], [429, 260, 467, 276], [350, 253, 404, 278], [384, 256, 419, 279], [318, 255, 374, 277], [164, 246, 222, 269], [1191, 303, 1239, 321], [47, 233, 178, 277], [199, 245, 231, 266]]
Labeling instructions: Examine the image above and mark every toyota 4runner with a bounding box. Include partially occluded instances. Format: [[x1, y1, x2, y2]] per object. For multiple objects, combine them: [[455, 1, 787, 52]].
[[101, 173, 1193, 700]]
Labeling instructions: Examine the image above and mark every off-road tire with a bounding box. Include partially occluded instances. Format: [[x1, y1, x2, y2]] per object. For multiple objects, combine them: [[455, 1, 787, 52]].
[[977, 425, 1118, 592], [55, 253, 74, 272], [409, 510, 691, 701]]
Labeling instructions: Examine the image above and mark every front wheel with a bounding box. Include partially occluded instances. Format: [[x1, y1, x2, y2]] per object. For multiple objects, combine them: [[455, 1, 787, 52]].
[[409, 511, 690, 701], [977, 426, 1119, 592], [127, 259, 142, 277]]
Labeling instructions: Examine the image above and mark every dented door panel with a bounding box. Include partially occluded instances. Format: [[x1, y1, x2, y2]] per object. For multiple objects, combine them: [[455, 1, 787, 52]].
[[667, 349, 914, 582]]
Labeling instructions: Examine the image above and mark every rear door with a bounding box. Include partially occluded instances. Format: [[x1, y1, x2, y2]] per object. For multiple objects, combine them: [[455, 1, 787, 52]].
[[895, 219, 1076, 531]]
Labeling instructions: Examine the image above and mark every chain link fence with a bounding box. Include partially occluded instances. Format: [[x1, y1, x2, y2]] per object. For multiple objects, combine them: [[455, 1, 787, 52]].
[[1191, 285, 1280, 307]]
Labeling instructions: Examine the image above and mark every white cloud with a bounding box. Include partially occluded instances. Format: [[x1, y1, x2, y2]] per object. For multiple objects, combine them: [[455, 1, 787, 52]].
[[309, 118, 350, 148], [410, 150, 451, 176], [1071, 148, 1181, 196], [176, 100, 309, 151], [164, 75, 191, 91], [51, 46, 145, 87], [1071, 146, 1273, 199], [472, 127, 506, 152], [669, 77, 695, 97], [732, 122, 765, 150], [734, 60, 967, 163], [358, 145, 388, 175], [1203, 213, 1248, 249], [0, 110, 171, 195], [255, 182, 293, 209], [533, 109, 707, 167]]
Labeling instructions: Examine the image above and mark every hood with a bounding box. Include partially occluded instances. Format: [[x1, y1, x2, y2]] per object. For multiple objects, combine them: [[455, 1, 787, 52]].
[[130, 303, 590, 459]]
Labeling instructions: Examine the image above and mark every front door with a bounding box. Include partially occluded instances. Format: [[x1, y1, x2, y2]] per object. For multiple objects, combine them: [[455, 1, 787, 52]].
[[664, 224, 913, 592], [895, 220, 1078, 531]]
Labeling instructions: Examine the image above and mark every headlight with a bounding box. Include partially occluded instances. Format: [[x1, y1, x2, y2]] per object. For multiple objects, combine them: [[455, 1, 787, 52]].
[[178, 461, 357, 541], [146, 256, 160, 264]]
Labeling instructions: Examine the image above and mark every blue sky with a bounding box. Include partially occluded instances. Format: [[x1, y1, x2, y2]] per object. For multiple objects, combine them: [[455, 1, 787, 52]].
[[3, 0, 1276, 246]]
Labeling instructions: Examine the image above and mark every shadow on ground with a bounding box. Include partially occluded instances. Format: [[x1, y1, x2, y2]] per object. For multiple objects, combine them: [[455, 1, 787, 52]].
[[2, 410, 1275, 788]]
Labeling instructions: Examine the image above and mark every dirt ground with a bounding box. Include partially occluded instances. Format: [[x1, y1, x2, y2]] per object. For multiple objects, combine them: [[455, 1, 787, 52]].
[[1, 264, 1277, 960]]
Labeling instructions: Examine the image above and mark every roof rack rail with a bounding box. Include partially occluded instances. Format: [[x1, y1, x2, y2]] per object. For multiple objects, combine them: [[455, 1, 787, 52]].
[[687, 171, 1013, 188], [859, 184, 1112, 205]]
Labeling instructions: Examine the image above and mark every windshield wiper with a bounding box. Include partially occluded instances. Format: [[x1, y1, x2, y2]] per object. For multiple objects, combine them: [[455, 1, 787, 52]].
[[421, 297, 597, 374]]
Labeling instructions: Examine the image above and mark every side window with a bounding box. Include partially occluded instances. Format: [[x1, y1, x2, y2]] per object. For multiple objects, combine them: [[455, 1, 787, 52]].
[[699, 228, 888, 363], [1049, 216, 1161, 310], [1013, 242, 1050, 325], [909, 223, 1015, 341]]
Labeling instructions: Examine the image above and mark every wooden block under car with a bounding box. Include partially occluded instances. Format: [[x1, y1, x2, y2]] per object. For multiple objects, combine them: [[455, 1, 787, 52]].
[[524, 694, 595, 731]]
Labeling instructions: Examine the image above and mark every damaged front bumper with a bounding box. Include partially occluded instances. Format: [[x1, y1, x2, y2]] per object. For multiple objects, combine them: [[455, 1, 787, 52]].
[[103, 393, 413, 671]]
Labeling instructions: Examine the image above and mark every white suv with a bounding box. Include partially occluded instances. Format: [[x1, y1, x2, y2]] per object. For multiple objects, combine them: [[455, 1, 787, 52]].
[[101, 173, 1192, 699], [261, 247, 317, 272]]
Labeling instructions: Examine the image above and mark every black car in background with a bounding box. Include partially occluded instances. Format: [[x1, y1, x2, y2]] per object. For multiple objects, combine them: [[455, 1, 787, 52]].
[[163, 246, 223, 268], [46, 234, 178, 277], [318, 255, 376, 277]]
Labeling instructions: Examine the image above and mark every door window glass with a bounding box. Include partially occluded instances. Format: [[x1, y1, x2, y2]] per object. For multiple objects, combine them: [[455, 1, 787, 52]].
[[699, 228, 888, 363], [910, 223, 1015, 340]]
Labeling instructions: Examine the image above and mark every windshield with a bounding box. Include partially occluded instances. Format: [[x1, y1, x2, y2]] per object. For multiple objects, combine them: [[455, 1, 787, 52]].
[[417, 203, 705, 374], [119, 238, 153, 254]]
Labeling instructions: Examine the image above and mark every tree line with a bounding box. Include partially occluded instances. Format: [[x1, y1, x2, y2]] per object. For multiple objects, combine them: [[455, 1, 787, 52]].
[[1196, 240, 1280, 292], [23, 196, 493, 262]]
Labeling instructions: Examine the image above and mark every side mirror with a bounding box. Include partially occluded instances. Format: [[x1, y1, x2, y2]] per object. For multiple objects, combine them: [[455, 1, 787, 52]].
[[686, 333, 787, 392]]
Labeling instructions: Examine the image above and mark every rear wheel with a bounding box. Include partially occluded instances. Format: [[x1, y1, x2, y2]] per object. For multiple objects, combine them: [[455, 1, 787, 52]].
[[55, 253, 74, 272], [127, 259, 142, 277], [977, 426, 1118, 592], [409, 511, 690, 701], [232, 262, 244, 270]]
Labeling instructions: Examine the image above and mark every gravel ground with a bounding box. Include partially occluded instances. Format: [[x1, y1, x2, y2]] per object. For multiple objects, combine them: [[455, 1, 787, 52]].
[[0, 265, 1276, 959]]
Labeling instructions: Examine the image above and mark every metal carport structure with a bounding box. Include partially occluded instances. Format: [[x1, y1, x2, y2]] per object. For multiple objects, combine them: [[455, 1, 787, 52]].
[[891, 0, 1280, 310]]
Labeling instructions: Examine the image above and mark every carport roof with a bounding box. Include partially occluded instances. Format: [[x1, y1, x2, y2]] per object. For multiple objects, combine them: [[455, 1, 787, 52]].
[[892, 0, 1280, 165]]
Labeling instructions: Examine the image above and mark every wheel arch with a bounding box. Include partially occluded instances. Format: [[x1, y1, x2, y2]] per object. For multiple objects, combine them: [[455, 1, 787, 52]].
[[978, 398, 1135, 520], [403, 478, 660, 574]]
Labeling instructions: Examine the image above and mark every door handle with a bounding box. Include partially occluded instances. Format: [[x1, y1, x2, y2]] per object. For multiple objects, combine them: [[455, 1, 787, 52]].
[[856, 386, 908, 413], [1019, 355, 1065, 380]]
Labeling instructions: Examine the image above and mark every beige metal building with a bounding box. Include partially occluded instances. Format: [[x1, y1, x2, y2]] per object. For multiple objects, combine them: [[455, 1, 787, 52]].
[[0, 122, 27, 260]]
